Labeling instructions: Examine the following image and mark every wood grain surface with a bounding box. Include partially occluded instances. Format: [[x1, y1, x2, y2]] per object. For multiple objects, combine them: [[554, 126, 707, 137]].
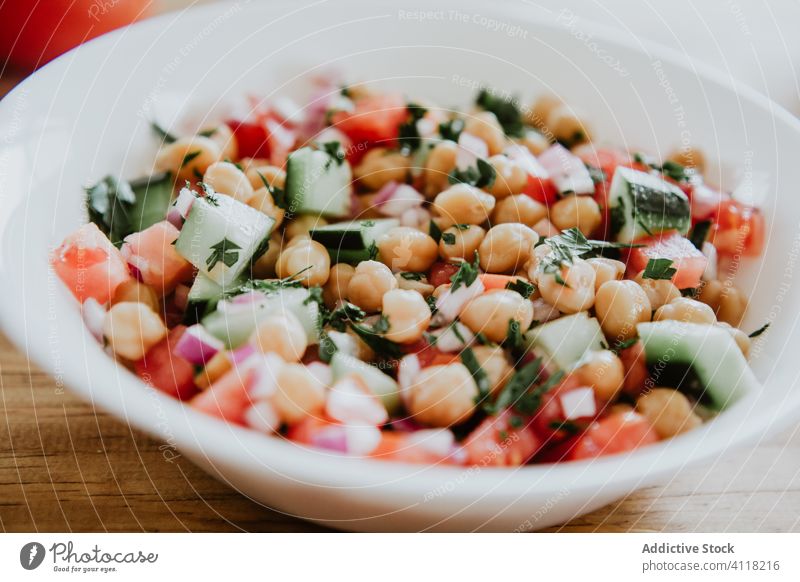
[[2, 332, 799, 532]]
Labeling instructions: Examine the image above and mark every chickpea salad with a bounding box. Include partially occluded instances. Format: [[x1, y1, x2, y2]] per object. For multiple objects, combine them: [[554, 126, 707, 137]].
[[51, 79, 768, 466]]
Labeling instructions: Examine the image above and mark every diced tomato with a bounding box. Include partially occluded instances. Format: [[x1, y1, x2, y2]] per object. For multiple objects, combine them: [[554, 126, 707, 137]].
[[532, 374, 600, 444], [190, 362, 255, 423], [479, 274, 521, 292], [428, 261, 460, 288], [225, 119, 269, 159], [51, 222, 132, 304], [522, 175, 559, 206], [264, 118, 296, 168], [568, 411, 659, 460], [121, 221, 194, 296], [626, 231, 707, 289], [136, 326, 197, 401], [401, 338, 444, 368], [619, 341, 649, 398], [371, 431, 456, 464], [573, 145, 631, 181], [463, 410, 542, 467], [690, 183, 725, 223], [287, 416, 338, 446], [593, 180, 612, 239], [330, 93, 407, 146], [711, 199, 765, 257]]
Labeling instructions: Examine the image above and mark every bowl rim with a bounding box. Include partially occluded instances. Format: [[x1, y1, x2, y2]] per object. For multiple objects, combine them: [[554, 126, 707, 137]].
[[2, 0, 800, 507]]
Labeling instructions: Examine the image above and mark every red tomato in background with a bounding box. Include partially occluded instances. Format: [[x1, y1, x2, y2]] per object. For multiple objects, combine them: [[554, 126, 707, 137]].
[[190, 362, 255, 423], [428, 261, 460, 288], [135, 326, 197, 401], [626, 231, 708, 289], [463, 410, 542, 467], [711, 199, 765, 257], [568, 411, 658, 460], [371, 431, 456, 464], [225, 119, 269, 159], [121, 221, 194, 296], [619, 342, 649, 398], [532, 375, 600, 444], [0, 1, 150, 71], [330, 93, 407, 146], [51, 222, 132, 304], [573, 145, 631, 181], [522, 175, 559, 206]]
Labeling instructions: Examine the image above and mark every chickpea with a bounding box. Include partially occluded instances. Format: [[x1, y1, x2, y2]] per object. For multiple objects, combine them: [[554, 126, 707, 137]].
[[246, 165, 286, 191], [716, 322, 751, 358], [322, 263, 355, 308], [586, 257, 625, 291], [532, 218, 558, 238], [381, 289, 431, 343], [103, 302, 167, 361], [284, 215, 327, 241], [433, 184, 496, 227], [204, 123, 237, 160], [377, 226, 439, 272], [487, 155, 527, 198], [696, 279, 747, 326], [471, 345, 513, 396], [273, 363, 327, 425], [438, 224, 486, 262], [479, 223, 538, 274], [275, 239, 330, 287], [654, 297, 716, 324], [574, 350, 625, 401], [203, 161, 254, 203], [395, 273, 435, 296], [538, 258, 596, 314], [668, 146, 706, 174], [594, 280, 652, 341], [251, 234, 283, 279], [406, 363, 479, 426], [248, 187, 286, 229], [347, 260, 398, 312], [250, 311, 308, 362], [423, 141, 458, 198], [353, 148, 410, 190], [549, 195, 602, 236], [464, 111, 506, 155], [634, 272, 681, 311], [355, 192, 384, 219], [460, 289, 534, 343], [636, 388, 702, 438], [492, 194, 548, 227], [155, 136, 221, 182], [546, 104, 592, 146], [517, 129, 550, 155], [526, 94, 562, 130], [111, 279, 160, 313]]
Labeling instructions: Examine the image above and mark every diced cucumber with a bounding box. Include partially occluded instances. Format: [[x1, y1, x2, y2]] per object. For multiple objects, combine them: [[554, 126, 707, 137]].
[[636, 321, 759, 410], [310, 218, 399, 263], [128, 172, 175, 234], [608, 167, 690, 243], [174, 193, 275, 286], [201, 286, 320, 349], [188, 272, 224, 303], [330, 352, 400, 413], [285, 146, 352, 218], [524, 312, 605, 370]]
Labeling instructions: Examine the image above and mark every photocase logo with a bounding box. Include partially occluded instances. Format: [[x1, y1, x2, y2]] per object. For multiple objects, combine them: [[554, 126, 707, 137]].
[[20, 542, 46, 570]]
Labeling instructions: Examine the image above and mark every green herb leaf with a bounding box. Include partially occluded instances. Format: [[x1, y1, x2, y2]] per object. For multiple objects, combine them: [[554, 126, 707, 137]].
[[748, 323, 770, 338], [150, 121, 177, 143], [325, 301, 366, 332], [256, 172, 288, 210], [642, 258, 677, 280], [610, 337, 638, 355], [449, 252, 481, 291], [398, 102, 428, 154], [438, 118, 465, 142], [475, 89, 524, 137], [505, 279, 535, 299], [400, 272, 425, 281], [448, 158, 496, 189], [442, 232, 456, 245], [689, 220, 712, 250], [460, 347, 491, 402], [318, 331, 338, 364], [206, 238, 242, 271], [374, 314, 391, 334], [429, 219, 443, 243], [350, 322, 404, 359], [181, 150, 202, 168], [503, 319, 526, 357], [321, 141, 346, 166]]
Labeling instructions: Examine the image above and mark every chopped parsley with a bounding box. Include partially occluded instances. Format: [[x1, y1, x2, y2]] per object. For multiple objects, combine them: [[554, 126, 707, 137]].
[[256, 172, 287, 210], [449, 252, 481, 291], [460, 347, 491, 402], [503, 319, 526, 359], [610, 337, 638, 355], [475, 88, 524, 137], [181, 150, 202, 168], [448, 158, 496, 189], [689, 220, 712, 250], [400, 272, 425, 281], [642, 258, 677, 280], [398, 102, 428, 154], [748, 323, 770, 338], [150, 121, 177, 143], [442, 232, 456, 245], [426, 295, 438, 314], [429, 219, 443, 243], [350, 322, 404, 359], [633, 152, 694, 183], [321, 141, 346, 166], [505, 278, 535, 299], [488, 358, 564, 415], [438, 118, 465, 142], [206, 238, 242, 270], [318, 331, 338, 364], [325, 301, 366, 332]]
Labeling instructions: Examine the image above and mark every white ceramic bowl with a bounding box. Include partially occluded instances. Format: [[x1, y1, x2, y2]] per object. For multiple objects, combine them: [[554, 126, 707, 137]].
[[2, 0, 799, 532]]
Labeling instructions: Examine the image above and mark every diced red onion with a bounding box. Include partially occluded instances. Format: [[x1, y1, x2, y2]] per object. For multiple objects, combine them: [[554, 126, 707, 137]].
[[399, 206, 431, 230], [175, 324, 225, 365], [559, 387, 597, 420], [266, 118, 296, 167], [378, 184, 424, 217], [373, 181, 401, 206], [343, 424, 382, 455], [456, 132, 489, 171], [388, 417, 425, 433], [432, 322, 474, 353], [166, 208, 183, 230], [690, 184, 724, 221], [270, 96, 306, 127], [407, 429, 455, 458], [174, 187, 195, 217], [231, 343, 255, 364], [310, 425, 349, 453], [123, 252, 147, 283], [505, 144, 549, 179], [301, 88, 334, 139], [530, 298, 561, 323], [326, 376, 388, 426], [248, 352, 284, 399], [538, 144, 595, 195], [243, 400, 281, 433], [174, 283, 190, 311], [231, 290, 268, 305], [81, 298, 106, 341], [398, 354, 421, 406], [435, 278, 485, 322]]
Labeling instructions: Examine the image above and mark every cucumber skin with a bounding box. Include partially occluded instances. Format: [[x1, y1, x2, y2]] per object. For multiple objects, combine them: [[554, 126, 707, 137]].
[[330, 352, 401, 413], [285, 147, 352, 218]]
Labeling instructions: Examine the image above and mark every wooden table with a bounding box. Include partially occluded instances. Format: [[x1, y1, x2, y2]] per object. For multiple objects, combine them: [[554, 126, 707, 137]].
[[2, 331, 799, 532]]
